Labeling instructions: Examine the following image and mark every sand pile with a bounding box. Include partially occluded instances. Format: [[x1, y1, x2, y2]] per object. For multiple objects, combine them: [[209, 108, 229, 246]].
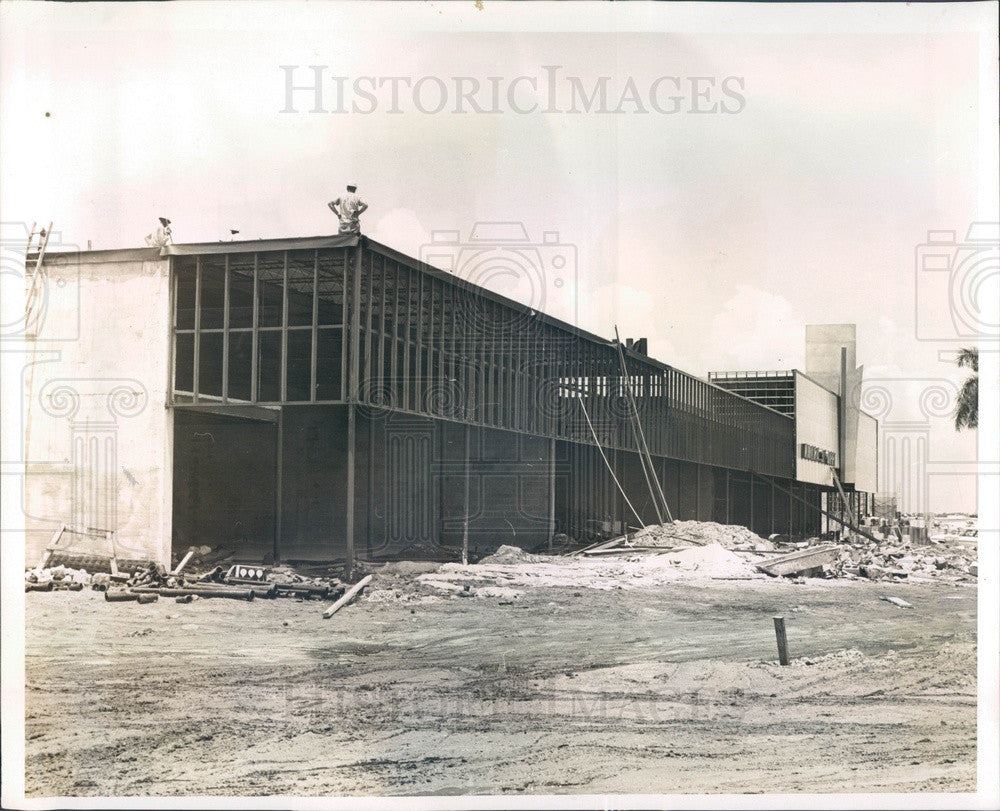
[[630, 520, 766, 550], [642, 543, 760, 579], [478, 545, 549, 565], [417, 542, 766, 594]]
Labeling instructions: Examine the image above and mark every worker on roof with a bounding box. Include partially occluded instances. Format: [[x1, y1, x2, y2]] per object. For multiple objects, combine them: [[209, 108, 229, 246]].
[[145, 217, 172, 247], [328, 184, 368, 235]]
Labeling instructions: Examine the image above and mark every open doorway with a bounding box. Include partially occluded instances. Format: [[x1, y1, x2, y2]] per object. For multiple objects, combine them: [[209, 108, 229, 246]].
[[172, 409, 277, 562]]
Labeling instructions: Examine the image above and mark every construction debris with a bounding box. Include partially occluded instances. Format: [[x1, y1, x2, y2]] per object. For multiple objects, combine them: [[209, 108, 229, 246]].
[[24, 518, 976, 614], [880, 595, 914, 609], [568, 520, 770, 556], [556, 518, 977, 584], [323, 574, 373, 618], [105, 590, 139, 602], [756, 545, 840, 578], [480, 545, 549, 565], [25, 557, 347, 607]]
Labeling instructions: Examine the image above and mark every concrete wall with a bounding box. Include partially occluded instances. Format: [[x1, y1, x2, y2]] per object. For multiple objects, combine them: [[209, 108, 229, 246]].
[[804, 323, 856, 396], [794, 372, 839, 486], [24, 250, 173, 566], [852, 412, 878, 494], [803, 323, 876, 490]]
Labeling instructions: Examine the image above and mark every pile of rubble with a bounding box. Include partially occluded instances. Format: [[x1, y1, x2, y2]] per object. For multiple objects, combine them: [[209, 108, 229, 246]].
[[831, 540, 977, 582], [569, 520, 775, 557], [631, 520, 772, 551], [565, 520, 978, 583], [26, 560, 348, 604], [24, 565, 92, 591], [478, 545, 550, 565]]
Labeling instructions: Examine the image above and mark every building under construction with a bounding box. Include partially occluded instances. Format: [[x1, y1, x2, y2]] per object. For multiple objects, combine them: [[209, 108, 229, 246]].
[[22, 232, 877, 568]]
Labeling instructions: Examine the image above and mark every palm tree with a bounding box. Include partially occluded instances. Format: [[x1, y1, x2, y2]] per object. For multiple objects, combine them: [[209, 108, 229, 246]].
[[954, 347, 978, 431]]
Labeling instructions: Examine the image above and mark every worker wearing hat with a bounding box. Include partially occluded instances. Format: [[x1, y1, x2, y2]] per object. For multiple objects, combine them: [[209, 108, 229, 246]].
[[145, 217, 172, 247], [328, 184, 368, 235]]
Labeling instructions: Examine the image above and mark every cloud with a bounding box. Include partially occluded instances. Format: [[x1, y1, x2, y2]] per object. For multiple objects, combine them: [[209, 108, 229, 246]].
[[699, 284, 803, 372]]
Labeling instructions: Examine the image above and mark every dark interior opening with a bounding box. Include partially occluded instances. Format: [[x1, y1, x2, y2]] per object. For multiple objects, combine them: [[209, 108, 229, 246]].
[[172, 410, 277, 562]]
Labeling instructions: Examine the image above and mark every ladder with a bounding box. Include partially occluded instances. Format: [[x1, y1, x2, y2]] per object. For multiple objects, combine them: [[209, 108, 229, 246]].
[[25, 221, 53, 327]]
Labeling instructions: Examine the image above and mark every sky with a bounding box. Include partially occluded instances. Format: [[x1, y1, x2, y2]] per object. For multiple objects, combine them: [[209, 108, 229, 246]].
[[1, 1, 996, 512]]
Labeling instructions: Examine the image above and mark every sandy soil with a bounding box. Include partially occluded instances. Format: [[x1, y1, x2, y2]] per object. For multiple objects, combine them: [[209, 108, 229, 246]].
[[24, 571, 976, 797]]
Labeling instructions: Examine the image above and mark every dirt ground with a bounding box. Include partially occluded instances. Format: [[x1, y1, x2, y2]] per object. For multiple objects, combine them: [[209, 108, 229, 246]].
[[24, 570, 976, 797]]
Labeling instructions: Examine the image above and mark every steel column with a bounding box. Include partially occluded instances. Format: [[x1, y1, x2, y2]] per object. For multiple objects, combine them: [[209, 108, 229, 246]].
[[345, 244, 363, 574]]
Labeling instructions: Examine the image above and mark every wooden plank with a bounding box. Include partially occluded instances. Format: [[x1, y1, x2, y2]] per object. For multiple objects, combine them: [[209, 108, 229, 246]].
[[832, 467, 857, 528], [107, 530, 119, 577], [322, 574, 373, 618], [37, 523, 65, 570], [773, 616, 790, 665], [583, 545, 688, 556], [569, 533, 628, 557], [171, 547, 195, 576]]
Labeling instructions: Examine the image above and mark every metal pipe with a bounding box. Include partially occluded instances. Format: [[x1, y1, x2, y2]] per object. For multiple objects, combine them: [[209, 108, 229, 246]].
[[133, 586, 255, 601], [104, 590, 139, 602], [175, 582, 278, 599]]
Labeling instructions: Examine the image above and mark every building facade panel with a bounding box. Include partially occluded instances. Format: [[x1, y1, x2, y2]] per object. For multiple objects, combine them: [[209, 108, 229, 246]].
[[794, 371, 840, 486], [24, 253, 173, 566]]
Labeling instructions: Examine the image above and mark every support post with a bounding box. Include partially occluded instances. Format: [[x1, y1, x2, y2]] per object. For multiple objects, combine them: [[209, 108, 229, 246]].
[[222, 254, 230, 402], [770, 480, 775, 536], [757, 472, 883, 544], [725, 469, 731, 524], [345, 244, 363, 576], [548, 436, 556, 553], [193, 256, 201, 401], [274, 408, 283, 562], [345, 404, 356, 577], [773, 616, 790, 665], [462, 423, 471, 566]]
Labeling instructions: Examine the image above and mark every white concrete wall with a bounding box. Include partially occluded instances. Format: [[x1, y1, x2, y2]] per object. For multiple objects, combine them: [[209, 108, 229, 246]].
[[23, 249, 173, 566], [852, 411, 878, 493], [794, 372, 838, 486], [804, 323, 856, 396]]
